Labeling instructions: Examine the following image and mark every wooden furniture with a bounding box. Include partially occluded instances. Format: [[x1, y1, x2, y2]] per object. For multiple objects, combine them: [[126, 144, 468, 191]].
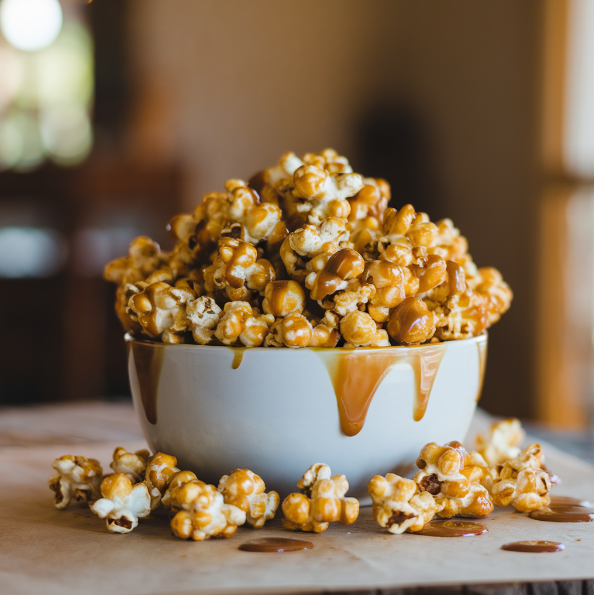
[[0, 159, 184, 405]]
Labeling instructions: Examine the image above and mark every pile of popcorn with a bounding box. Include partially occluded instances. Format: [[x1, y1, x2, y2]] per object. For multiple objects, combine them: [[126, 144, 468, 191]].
[[104, 149, 512, 347], [50, 418, 556, 538]]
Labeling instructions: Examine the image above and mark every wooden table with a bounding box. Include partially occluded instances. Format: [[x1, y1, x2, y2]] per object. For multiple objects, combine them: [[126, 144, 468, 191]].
[[1, 402, 593, 595]]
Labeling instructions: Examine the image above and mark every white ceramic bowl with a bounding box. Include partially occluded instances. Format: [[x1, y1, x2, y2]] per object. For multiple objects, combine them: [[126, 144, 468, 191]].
[[127, 333, 487, 500]]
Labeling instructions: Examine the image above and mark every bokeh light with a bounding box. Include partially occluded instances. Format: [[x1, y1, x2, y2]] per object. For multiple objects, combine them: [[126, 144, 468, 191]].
[[0, 0, 63, 52]]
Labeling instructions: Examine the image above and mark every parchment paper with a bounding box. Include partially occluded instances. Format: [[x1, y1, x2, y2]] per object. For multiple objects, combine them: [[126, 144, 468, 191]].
[[1, 404, 593, 595]]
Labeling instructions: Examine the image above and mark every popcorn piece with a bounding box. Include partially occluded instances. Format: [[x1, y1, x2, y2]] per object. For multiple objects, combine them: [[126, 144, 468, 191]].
[[110, 447, 150, 483], [368, 474, 442, 534], [225, 179, 283, 245], [308, 311, 341, 347], [281, 217, 349, 283], [90, 474, 151, 534], [472, 267, 513, 326], [205, 237, 275, 301], [361, 260, 406, 311], [162, 471, 198, 509], [169, 480, 246, 540], [128, 281, 195, 343], [104, 236, 162, 286], [282, 463, 359, 533], [186, 296, 222, 345], [387, 297, 441, 345], [262, 280, 306, 317], [218, 469, 280, 528], [306, 248, 365, 302], [264, 313, 313, 348], [340, 311, 377, 347], [215, 301, 275, 347], [347, 179, 390, 226], [144, 452, 180, 510], [414, 441, 493, 518], [49, 455, 102, 510], [168, 192, 231, 265], [483, 444, 551, 512], [475, 418, 526, 466]]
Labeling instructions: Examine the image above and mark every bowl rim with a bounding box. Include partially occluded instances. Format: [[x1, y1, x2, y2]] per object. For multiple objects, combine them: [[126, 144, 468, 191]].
[[124, 330, 487, 354]]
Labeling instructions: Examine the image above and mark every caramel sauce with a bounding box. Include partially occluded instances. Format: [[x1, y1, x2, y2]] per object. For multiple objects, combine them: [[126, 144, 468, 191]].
[[311, 249, 363, 301], [129, 341, 165, 425], [231, 349, 244, 370], [446, 260, 466, 296], [318, 344, 446, 436], [239, 537, 314, 552], [475, 338, 488, 401], [549, 495, 592, 507], [501, 541, 564, 553], [415, 520, 488, 537], [528, 504, 594, 523]]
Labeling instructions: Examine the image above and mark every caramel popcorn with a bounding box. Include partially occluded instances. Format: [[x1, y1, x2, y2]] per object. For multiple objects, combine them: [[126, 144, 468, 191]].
[[368, 473, 442, 534], [282, 463, 359, 533], [475, 418, 526, 466], [161, 470, 198, 509], [105, 149, 511, 347], [90, 474, 152, 533], [217, 469, 280, 528], [110, 447, 150, 483], [169, 480, 246, 540], [143, 452, 180, 510], [215, 301, 275, 347], [414, 441, 493, 518], [49, 455, 102, 509], [483, 444, 551, 512]]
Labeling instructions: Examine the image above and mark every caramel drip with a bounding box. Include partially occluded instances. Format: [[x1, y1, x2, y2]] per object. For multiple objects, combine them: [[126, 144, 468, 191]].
[[231, 349, 244, 370], [475, 338, 488, 401], [415, 520, 487, 537], [528, 504, 594, 523], [410, 345, 446, 421], [318, 344, 446, 437], [239, 537, 314, 553], [311, 249, 363, 301], [130, 341, 165, 425], [501, 541, 564, 553]]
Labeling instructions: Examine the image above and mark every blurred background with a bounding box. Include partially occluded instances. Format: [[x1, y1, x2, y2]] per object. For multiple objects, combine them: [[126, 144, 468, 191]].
[[1, 0, 593, 432]]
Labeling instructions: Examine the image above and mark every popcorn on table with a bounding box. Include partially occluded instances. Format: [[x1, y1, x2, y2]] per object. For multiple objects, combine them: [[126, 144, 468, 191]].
[[368, 473, 443, 534], [169, 480, 246, 541], [483, 444, 552, 512], [282, 463, 359, 533], [103, 149, 511, 348], [49, 455, 103, 510], [414, 441, 494, 518], [475, 417, 525, 466], [90, 473, 152, 534], [217, 469, 280, 528]]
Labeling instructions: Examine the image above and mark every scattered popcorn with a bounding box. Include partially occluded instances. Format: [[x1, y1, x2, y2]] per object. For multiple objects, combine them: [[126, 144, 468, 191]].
[[49, 455, 103, 510], [483, 444, 551, 512], [414, 441, 494, 518], [90, 474, 151, 533], [110, 447, 150, 483], [282, 463, 359, 533], [104, 149, 511, 347], [475, 418, 526, 466], [218, 469, 280, 528], [144, 452, 180, 510], [368, 473, 442, 534], [169, 480, 246, 540]]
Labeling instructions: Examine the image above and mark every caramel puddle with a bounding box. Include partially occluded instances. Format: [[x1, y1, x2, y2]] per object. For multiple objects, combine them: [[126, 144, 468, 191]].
[[239, 537, 313, 552], [129, 341, 165, 425], [501, 540, 564, 553], [415, 520, 488, 537], [475, 338, 488, 401], [318, 344, 446, 436]]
